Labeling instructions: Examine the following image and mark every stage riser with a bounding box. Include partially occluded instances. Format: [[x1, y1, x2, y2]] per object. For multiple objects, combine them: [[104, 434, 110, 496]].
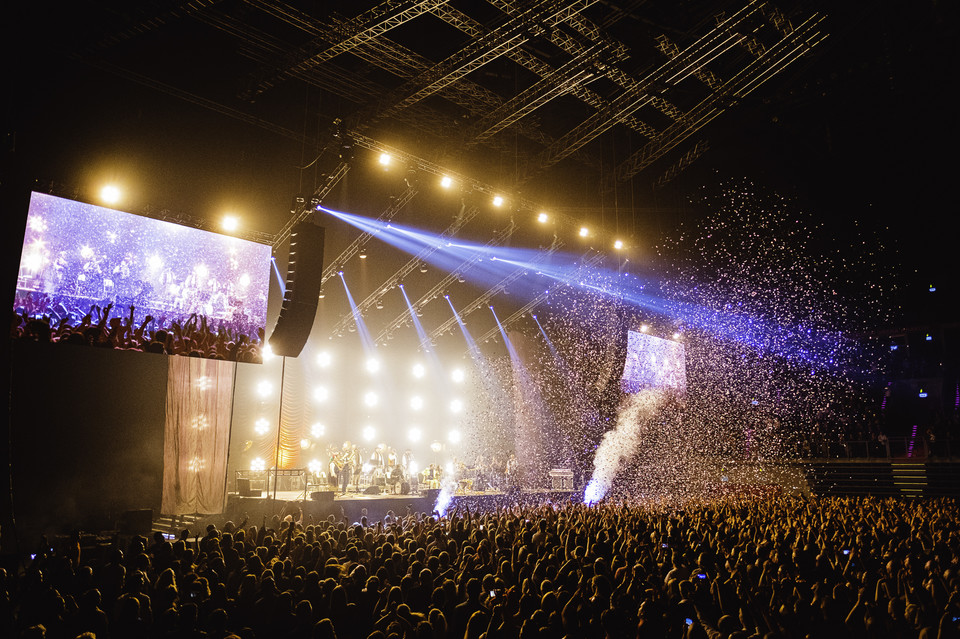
[[225, 491, 578, 524]]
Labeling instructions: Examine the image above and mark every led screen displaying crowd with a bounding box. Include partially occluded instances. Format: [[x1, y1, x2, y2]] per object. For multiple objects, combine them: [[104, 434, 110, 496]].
[[14, 192, 270, 339]]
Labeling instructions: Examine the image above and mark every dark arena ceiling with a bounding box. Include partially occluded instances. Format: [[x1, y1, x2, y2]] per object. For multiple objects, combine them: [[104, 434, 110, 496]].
[[5, 0, 957, 342]]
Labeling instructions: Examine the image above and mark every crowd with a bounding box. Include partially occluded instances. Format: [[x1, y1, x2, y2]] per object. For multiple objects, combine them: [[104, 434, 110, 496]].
[[4, 494, 960, 639], [10, 301, 264, 362]]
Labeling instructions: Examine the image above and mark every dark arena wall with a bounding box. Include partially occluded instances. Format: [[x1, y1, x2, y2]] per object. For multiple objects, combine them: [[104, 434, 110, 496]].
[[7, 341, 167, 543]]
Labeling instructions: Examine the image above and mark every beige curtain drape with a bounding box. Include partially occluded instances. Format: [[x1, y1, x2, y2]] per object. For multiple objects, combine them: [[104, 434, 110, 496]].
[[162, 356, 235, 515]]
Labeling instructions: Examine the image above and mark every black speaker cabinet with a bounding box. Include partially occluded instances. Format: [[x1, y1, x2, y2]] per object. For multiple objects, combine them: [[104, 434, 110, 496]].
[[310, 491, 335, 504], [364, 485, 381, 495], [269, 223, 325, 357]]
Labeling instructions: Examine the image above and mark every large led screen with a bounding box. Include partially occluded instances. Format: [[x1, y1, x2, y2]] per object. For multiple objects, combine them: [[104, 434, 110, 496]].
[[15, 192, 270, 334], [621, 330, 687, 394]]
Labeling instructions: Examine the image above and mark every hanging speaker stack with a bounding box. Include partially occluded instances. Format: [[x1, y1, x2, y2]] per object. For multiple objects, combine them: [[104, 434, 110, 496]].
[[268, 222, 325, 358]]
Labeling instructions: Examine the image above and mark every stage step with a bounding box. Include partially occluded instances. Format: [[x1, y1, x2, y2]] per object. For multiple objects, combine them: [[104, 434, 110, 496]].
[[892, 462, 927, 495], [153, 512, 203, 538]]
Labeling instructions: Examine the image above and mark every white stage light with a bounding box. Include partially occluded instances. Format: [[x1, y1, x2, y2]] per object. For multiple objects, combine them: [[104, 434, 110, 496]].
[[408, 461, 419, 475], [257, 380, 273, 397], [614, 239, 624, 250], [261, 343, 276, 361], [579, 226, 589, 237], [430, 441, 442, 453], [222, 215, 239, 232], [366, 358, 381, 373], [251, 457, 266, 471], [640, 325, 649, 333], [445, 461, 454, 474], [316, 351, 332, 368], [409, 395, 424, 410], [440, 175, 453, 188], [492, 195, 503, 207], [537, 212, 548, 223], [363, 425, 376, 441], [364, 391, 379, 407], [408, 427, 422, 442], [379, 153, 391, 166], [311, 423, 325, 438], [448, 430, 461, 444], [254, 418, 269, 436], [449, 399, 463, 413], [100, 184, 121, 205], [239, 273, 251, 287], [451, 368, 465, 383], [411, 363, 425, 379], [673, 331, 682, 340], [300, 438, 311, 449], [313, 386, 329, 402], [308, 459, 323, 474]]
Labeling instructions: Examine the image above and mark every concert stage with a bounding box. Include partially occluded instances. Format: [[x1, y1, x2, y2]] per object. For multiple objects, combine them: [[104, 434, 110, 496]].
[[223, 487, 579, 525]]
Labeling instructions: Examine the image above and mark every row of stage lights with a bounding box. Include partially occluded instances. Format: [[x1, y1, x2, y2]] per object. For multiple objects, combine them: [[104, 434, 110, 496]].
[[375, 152, 628, 252], [96, 183, 247, 235]]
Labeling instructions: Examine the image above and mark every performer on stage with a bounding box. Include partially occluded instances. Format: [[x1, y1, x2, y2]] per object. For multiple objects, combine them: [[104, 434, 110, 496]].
[[326, 444, 339, 488], [339, 442, 355, 495]]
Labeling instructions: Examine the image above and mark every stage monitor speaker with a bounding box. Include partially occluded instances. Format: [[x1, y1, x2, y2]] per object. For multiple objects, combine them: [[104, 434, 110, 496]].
[[400, 481, 410, 495], [364, 485, 381, 495], [422, 488, 440, 504], [269, 223, 325, 358], [310, 491, 335, 504], [118, 509, 153, 536], [237, 478, 251, 493]]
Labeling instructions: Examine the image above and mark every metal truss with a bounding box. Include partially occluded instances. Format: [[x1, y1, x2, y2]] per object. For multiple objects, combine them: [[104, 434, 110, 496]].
[[472, 251, 604, 347], [355, 0, 599, 125], [273, 162, 350, 250], [329, 206, 481, 337], [374, 221, 517, 344], [614, 11, 827, 183], [517, 0, 767, 184], [319, 186, 420, 288], [431, 3, 661, 141], [652, 139, 710, 189], [247, 0, 597, 167], [248, 0, 449, 96]]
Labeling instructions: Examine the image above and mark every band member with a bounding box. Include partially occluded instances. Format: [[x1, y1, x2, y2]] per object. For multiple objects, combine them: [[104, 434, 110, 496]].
[[339, 442, 354, 495], [326, 445, 339, 487], [370, 444, 385, 470], [401, 449, 415, 473], [386, 447, 399, 469]]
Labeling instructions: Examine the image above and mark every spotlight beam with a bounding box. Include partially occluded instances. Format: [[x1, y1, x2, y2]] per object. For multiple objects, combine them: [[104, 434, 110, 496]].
[[375, 220, 516, 344], [328, 205, 480, 337], [319, 185, 418, 287], [338, 272, 376, 353]]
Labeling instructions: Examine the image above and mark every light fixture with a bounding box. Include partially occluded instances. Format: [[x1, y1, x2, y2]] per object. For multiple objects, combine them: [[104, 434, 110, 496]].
[[440, 176, 453, 188], [579, 227, 589, 237], [379, 153, 391, 166], [640, 324, 649, 333], [363, 425, 376, 441], [364, 391, 379, 407], [366, 358, 381, 374], [313, 386, 329, 402], [316, 351, 332, 368], [222, 215, 239, 232], [537, 212, 549, 223], [359, 251, 367, 259], [448, 430, 461, 444], [449, 399, 463, 413], [492, 195, 503, 207], [613, 239, 624, 250], [100, 184, 121, 205], [257, 380, 273, 397], [410, 395, 424, 410], [412, 363, 425, 379], [451, 368, 465, 383], [430, 441, 442, 453], [311, 423, 325, 438]]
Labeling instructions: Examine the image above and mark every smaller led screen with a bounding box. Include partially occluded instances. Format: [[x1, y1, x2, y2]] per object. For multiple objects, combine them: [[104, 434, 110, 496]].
[[621, 330, 687, 394], [15, 192, 270, 335]]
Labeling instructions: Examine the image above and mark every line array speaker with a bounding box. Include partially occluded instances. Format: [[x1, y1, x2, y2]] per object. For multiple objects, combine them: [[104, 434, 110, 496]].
[[268, 223, 325, 357]]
